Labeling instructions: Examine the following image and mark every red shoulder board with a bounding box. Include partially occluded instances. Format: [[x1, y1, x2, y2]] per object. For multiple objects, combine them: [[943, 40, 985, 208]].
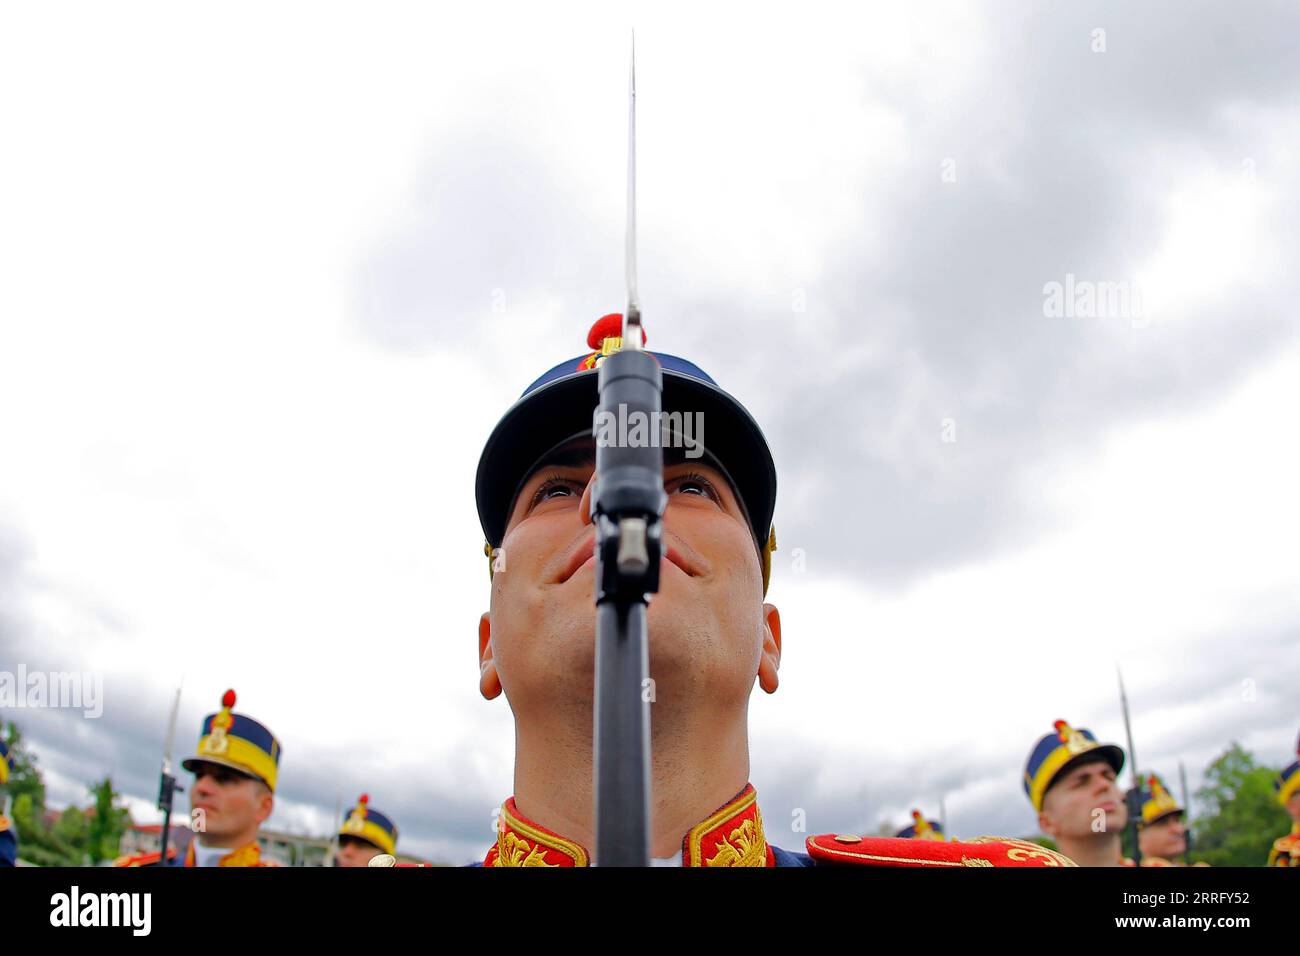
[[113, 847, 179, 868], [806, 834, 1076, 867]]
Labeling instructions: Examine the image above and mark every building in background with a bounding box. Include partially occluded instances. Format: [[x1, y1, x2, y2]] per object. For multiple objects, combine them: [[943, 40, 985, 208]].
[[117, 822, 194, 861]]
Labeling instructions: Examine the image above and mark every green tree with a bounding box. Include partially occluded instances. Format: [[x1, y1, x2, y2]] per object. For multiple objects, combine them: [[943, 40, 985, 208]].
[[52, 805, 88, 849], [10, 791, 81, 866], [1024, 835, 1060, 853], [86, 776, 131, 864], [2, 721, 47, 810], [1192, 742, 1287, 867], [2, 720, 90, 865]]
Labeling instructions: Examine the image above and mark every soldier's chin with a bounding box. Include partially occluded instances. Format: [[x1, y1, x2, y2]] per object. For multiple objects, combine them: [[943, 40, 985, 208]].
[[546, 579, 741, 682], [556, 603, 705, 666], [197, 817, 243, 842]]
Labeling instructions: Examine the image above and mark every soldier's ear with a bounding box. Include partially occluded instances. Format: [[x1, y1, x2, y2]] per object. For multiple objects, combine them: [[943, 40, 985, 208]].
[[479, 612, 502, 701], [255, 790, 274, 825], [1036, 809, 1058, 840], [757, 603, 782, 694]]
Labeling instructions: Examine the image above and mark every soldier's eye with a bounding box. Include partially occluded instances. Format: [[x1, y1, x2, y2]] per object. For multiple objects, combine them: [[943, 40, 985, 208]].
[[529, 475, 583, 509], [669, 472, 719, 501]]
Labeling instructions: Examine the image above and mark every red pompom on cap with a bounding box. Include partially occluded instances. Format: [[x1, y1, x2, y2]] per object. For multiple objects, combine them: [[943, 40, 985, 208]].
[[359, 794, 369, 805], [587, 313, 646, 350], [222, 689, 237, 709]]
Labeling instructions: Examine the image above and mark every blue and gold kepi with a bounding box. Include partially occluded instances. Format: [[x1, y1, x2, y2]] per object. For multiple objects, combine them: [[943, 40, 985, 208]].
[[0, 740, 13, 865], [0, 738, 13, 785], [1137, 773, 1183, 826], [181, 689, 282, 791], [1275, 733, 1300, 806], [474, 313, 778, 593], [895, 810, 946, 840], [1023, 718, 1125, 812], [339, 794, 398, 856]]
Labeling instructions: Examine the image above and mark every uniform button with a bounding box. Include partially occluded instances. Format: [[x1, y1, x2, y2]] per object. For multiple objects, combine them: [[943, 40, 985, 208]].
[[368, 854, 397, 867], [833, 834, 861, 844]]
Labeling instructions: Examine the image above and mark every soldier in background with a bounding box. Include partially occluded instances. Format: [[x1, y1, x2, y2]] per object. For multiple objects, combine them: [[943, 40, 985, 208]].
[[116, 688, 282, 867], [895, 810, 946, 841], [1132, 773, 1187, 866], [1268, 734, 1300, 867], [180, 689, 282, 867], [336, 794, 399, 867], [1024, 719, 1128, 866]]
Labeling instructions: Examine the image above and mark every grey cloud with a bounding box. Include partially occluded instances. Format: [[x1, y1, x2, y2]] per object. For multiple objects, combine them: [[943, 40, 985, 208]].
[[765, 1, 1300, 586]]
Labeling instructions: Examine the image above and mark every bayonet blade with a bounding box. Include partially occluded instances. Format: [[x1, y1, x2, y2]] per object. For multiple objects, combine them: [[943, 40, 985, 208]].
[[1116, 664, 1139, 788], [623, 30, 643, 350], [161, 682, 183, 775], [1117, 663, 1143, 865]]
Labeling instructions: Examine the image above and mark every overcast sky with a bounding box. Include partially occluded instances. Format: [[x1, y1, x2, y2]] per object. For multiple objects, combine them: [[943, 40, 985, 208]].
[[2, 1, 1298, 864]]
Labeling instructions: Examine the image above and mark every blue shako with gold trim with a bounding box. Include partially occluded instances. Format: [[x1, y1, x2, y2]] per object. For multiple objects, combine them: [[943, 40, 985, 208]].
[[895, 810, 946, 840], [181, 689, 282, 791], [475, 313, 778, 593], [339, 794, 398, 856], [1024, 718, 1125, 812], [0, 738, 16, 867], [1277, 760, 1300, 805], [1137, 773, 1183, 826], [0, 737, 13, 786]]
